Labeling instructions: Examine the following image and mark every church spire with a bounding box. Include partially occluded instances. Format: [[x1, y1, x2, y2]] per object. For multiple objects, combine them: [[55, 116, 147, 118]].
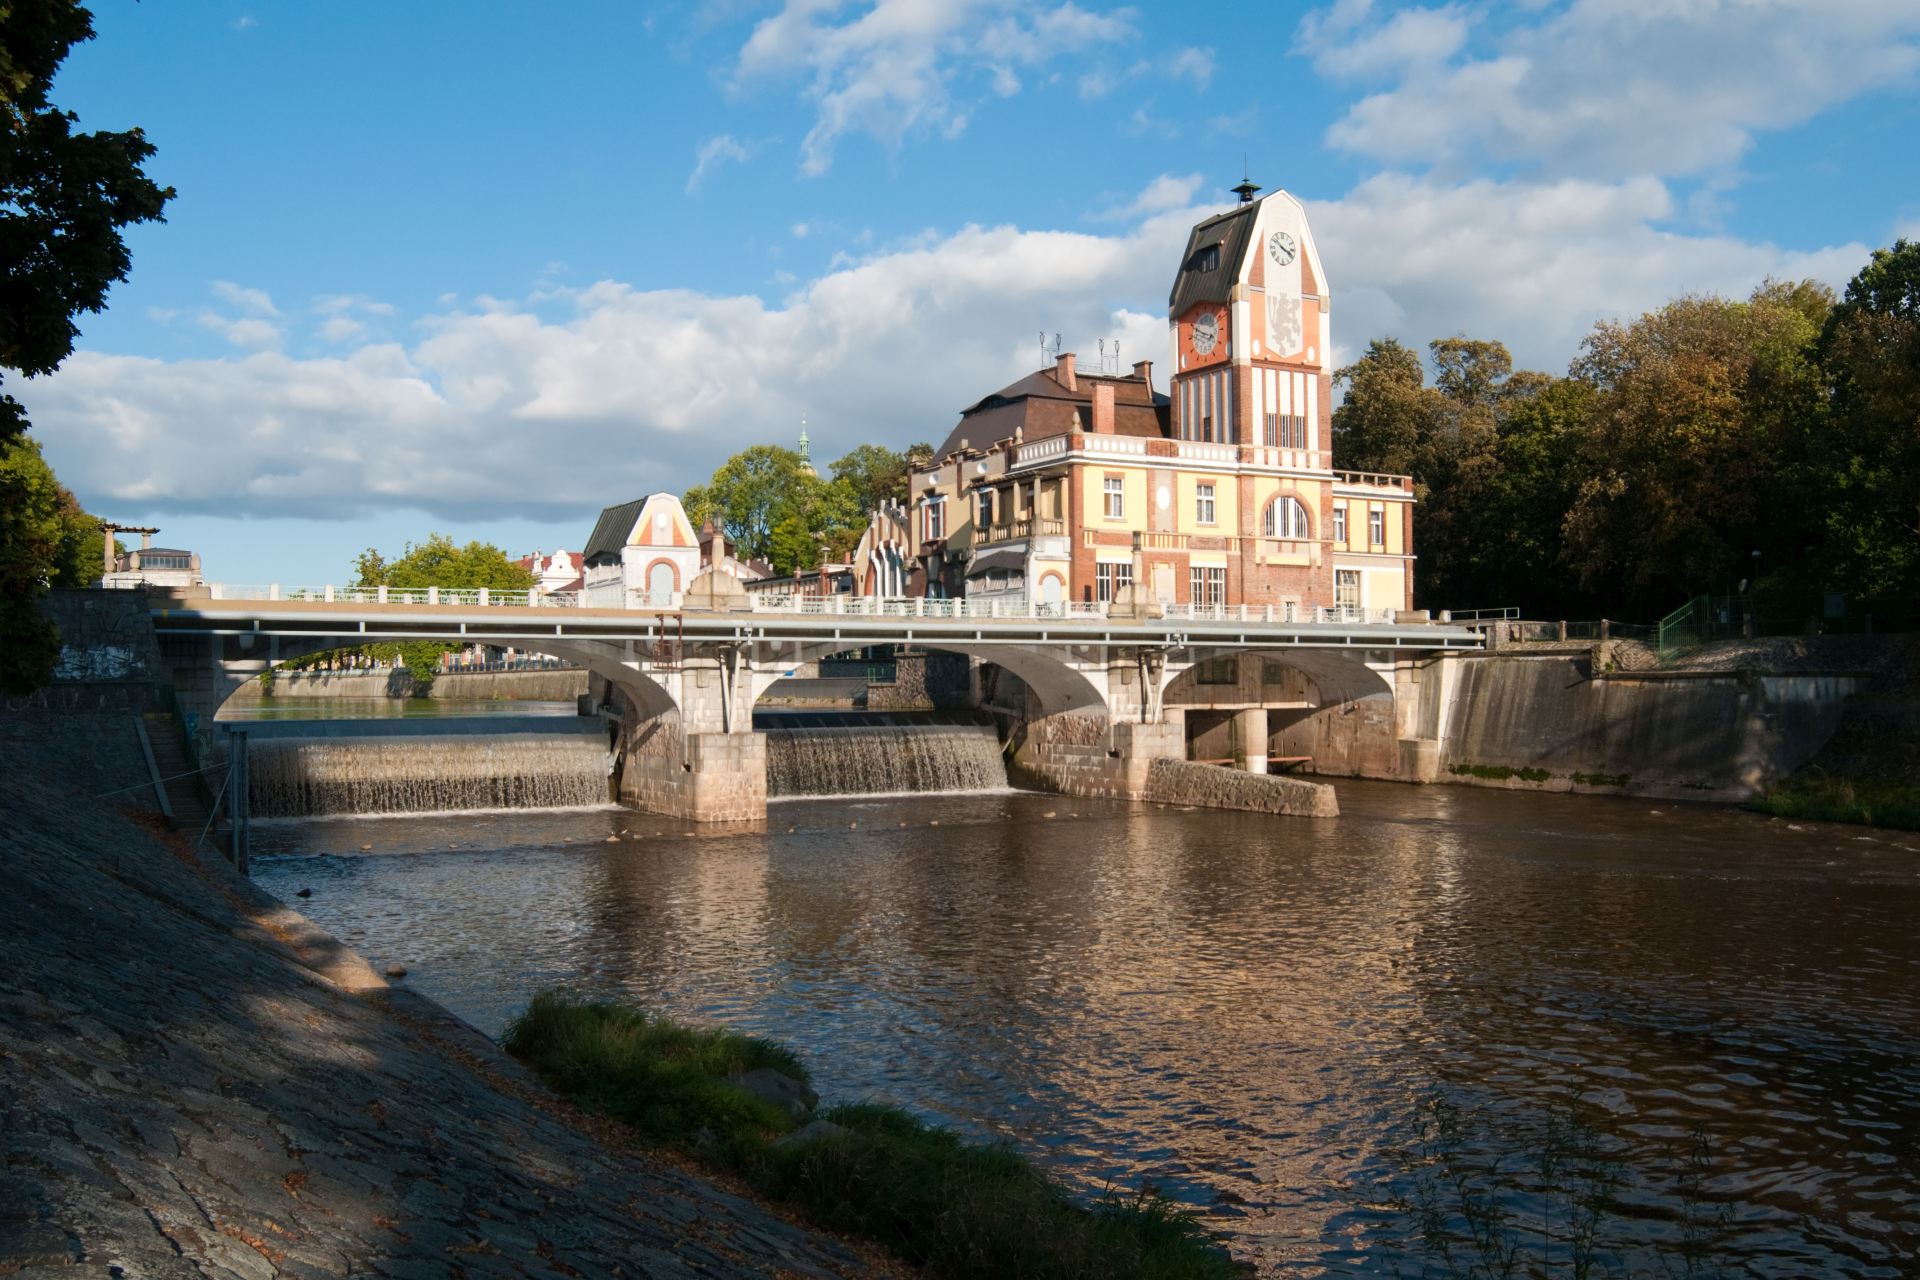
[[798, 420, 814, 475]]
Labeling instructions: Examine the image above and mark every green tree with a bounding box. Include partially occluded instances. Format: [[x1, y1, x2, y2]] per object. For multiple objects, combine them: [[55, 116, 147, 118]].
[[329, 534, 535, 673], [830, 442, 927, 511], [688, 445, 815, 565], [353, 533, 536, 592], [0, 1, 170, 690], [1562, 283, 1830, 615], [686, 445, 875, 574], [1814, 240, 1920, 607], [0, 434, 103, 690], [1, 0, 173, 443], [1332, 338, 1431, 475]]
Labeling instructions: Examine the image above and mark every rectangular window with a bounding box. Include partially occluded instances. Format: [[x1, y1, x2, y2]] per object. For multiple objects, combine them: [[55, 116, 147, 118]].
[[1336, 569, 1361, 610], [1095, 561, 1134, 601], [1370, 508, 1385, 547], [1189, 566, 1226, 607], [925, 499, 945, 542], [1264, 411, 1278, 446], [1103, 476, 1125, 519], [1197, 656, 1238, 685], [1332, 506, 1346, 545], [1195, 483, 1215, 525], [978, 490, 995, 530]]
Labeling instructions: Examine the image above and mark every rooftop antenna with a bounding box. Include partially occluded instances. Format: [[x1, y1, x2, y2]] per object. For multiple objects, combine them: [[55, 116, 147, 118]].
[[1093, 338, 1122, 375], [1039, 331, 1061, 366]]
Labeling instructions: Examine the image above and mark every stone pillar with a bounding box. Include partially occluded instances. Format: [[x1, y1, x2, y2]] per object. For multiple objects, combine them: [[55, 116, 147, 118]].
[[1234, 706, 1268, 773]]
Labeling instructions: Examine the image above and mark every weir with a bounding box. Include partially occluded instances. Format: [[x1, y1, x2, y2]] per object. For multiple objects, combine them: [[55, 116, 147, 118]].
[[764, 720, 1007, 797], [247, 735, 609, 818]]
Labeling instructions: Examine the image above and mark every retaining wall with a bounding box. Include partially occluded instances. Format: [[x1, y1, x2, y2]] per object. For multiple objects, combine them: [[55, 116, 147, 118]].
[[1142, 758, 1339, 818], [1442, 655, 1861, 800]]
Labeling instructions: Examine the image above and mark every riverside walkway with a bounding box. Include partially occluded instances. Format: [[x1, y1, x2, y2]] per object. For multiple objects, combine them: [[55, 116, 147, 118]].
[[0, 713, 881, 1278]]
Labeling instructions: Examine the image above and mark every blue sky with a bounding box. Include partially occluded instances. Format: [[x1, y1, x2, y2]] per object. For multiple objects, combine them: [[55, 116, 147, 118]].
[[22, 0, 1920, 583]]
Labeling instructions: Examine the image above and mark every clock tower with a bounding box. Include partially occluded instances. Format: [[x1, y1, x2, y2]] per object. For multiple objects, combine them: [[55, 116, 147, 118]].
[[1166, 181, 1331, 461]]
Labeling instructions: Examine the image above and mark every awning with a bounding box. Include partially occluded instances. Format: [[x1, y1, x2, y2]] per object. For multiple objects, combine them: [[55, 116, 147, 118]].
[[966, 548, 1028, 577]]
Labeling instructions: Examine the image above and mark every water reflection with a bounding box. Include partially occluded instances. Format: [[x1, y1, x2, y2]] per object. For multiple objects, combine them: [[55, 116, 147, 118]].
[[253, 785, 1920, 1276]]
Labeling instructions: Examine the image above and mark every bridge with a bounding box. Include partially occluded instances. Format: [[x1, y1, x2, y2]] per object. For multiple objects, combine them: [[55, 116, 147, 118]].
[[148, 579, 1483, 822]]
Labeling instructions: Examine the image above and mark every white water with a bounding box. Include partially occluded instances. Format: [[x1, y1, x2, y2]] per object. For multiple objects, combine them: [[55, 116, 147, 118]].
[[248, 736, 608, 817], [765, 723, 1007, 797]]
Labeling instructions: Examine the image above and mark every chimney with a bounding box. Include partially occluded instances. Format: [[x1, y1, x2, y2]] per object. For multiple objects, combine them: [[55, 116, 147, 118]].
[[1132, 359, 1152, 385], [1092, 382, 1116, 435], [141, 530, 153, 550], [1055, 351, 1077, 392]]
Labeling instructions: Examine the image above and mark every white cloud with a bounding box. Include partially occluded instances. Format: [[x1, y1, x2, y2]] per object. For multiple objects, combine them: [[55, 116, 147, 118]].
[[686, 133, 752, 193], [1312, 172, 1869, 371], [232, 15, 257, 31], [1168, 46, 1214, 90], [1090, 172, 1205, 221], [733, 0, 1135, 176], [212, 280, 278, 317], [1077, 67, 1113, 99], [1307, 5, 1465, 79], [1306, 0, 1920, 178], [27, 178, 1870, 526], [198, 313, 282, 350]]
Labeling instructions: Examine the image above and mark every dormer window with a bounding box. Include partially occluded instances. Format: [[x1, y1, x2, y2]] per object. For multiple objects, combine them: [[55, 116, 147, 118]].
[[1185, 244, 1220, 274]]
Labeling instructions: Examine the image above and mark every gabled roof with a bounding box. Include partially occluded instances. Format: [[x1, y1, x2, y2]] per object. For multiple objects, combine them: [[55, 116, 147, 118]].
[[1168, 201, 1259, 317], [584, 499, 646, 563]]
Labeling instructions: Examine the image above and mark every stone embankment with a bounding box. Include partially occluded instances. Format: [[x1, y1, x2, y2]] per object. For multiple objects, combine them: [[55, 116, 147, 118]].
[[0, 710, 879, 1279], [1142, 758, 1339, 817]]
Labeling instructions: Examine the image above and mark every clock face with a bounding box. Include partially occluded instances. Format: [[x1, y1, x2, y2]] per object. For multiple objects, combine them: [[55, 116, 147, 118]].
[[1268, 231, 1297, 266], [1192, 312, 1219, 356]]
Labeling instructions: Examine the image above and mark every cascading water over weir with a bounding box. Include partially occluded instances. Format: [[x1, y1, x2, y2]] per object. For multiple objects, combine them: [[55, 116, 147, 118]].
[[760, 715, 1009, 798], [247, 735, 609, 818]]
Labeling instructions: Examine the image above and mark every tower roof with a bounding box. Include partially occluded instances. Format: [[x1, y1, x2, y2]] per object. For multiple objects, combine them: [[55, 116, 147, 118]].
[[1168, 200, 1260, 317]]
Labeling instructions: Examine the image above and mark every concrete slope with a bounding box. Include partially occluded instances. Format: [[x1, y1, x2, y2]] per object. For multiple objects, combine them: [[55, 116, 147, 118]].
[[0, 710, 879, 1279]]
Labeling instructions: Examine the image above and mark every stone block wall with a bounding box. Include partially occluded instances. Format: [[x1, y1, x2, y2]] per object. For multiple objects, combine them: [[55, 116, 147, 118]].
[[1010, 716, 1184, 800], [1142, 758, 1339, 818], [616, 713, 767, 822]]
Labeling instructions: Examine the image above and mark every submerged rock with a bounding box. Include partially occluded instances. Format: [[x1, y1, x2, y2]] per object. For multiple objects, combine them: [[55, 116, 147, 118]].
[[729, 1068, 818, 1122]]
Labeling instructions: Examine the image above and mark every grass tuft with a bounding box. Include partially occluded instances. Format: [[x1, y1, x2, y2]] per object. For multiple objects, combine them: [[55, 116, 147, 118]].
[[504, 992, 1237, 1279], [1750, 776, 1920, 831]]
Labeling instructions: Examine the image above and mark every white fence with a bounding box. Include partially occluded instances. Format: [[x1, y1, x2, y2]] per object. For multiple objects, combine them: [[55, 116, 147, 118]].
[[203, 582, 1402, 627]]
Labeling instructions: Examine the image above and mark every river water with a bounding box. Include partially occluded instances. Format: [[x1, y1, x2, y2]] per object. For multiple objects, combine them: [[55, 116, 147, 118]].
[[253, 783, 1920, 1276]]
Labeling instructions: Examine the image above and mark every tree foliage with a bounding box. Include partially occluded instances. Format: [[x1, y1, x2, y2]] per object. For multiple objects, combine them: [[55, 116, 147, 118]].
[[353, 533, 536, 592], [0, 1, 168, 691], [1339, 253, 1919, 623], [1, 0, 173, 442], [685, 441, 927, 576]]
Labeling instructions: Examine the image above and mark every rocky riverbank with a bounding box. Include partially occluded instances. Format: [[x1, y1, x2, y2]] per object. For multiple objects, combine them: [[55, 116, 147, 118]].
[[0, 709, 883, 1278]]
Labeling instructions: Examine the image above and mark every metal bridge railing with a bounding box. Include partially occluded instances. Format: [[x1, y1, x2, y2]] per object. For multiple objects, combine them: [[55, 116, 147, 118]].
[[199, 583, 1415, 629]]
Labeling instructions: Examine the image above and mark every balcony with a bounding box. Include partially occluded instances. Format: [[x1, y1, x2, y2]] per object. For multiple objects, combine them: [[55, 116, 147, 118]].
[[976, 517, 1066, 545], [1333, 469, 1414, 493]]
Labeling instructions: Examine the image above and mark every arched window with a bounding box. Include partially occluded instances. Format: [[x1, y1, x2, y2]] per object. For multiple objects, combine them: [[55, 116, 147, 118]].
[[1264, 495, 1311, 539]]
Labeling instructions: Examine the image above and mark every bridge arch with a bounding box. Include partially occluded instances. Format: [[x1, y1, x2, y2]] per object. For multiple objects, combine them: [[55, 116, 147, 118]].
[[1164, 646, 1399, 778], [757, 640, 1109, 719]]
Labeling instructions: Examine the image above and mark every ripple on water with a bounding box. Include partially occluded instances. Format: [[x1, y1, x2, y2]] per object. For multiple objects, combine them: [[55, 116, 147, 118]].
[[254, 784, 1920, 1277]]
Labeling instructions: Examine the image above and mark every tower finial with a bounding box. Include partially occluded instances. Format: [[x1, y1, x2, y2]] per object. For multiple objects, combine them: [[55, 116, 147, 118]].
[[798, 419, 813, 473], [1232, 174, 1261, 205]]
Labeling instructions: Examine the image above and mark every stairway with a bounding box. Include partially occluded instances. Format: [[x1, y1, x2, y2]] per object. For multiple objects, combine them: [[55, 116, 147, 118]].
[[141, 713, 217, 837]]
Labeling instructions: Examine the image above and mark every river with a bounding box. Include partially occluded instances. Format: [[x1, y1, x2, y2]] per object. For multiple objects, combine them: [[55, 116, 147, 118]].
[[252, 782, 1920, 1276]]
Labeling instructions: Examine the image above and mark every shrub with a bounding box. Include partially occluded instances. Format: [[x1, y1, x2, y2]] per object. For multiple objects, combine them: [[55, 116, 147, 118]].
[[504, 992, 1236, 1280]]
